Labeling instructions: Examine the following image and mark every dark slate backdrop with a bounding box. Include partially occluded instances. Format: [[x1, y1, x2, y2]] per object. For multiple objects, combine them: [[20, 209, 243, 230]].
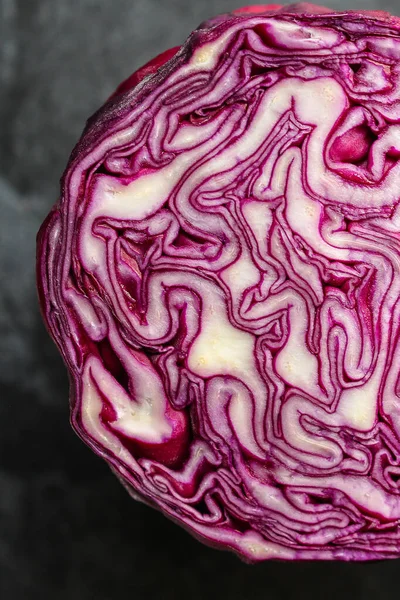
[[1, 1, 400, 598]]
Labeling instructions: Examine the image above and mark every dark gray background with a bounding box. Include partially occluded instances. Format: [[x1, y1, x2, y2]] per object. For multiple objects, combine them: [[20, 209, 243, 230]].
[[1, 0, 400, 598]]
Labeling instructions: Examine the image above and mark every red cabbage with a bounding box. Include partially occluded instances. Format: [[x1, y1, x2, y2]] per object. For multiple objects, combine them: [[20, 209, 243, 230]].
[[37, 3, 400, 561]]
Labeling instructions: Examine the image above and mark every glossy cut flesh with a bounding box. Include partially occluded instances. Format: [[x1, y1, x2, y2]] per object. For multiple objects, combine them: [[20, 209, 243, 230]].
[[37, 4, 400, 561]]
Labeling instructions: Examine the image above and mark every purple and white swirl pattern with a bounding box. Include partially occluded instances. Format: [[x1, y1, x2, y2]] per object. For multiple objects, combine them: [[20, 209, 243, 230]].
[[37, 7, 400, 560]]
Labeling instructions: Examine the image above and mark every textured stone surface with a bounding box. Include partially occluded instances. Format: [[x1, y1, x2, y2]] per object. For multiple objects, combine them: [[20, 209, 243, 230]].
[[1, 0, 400, 597]]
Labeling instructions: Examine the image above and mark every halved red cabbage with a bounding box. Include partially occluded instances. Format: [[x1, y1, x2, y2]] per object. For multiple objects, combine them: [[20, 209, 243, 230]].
[[37, 4, 400, 561]]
